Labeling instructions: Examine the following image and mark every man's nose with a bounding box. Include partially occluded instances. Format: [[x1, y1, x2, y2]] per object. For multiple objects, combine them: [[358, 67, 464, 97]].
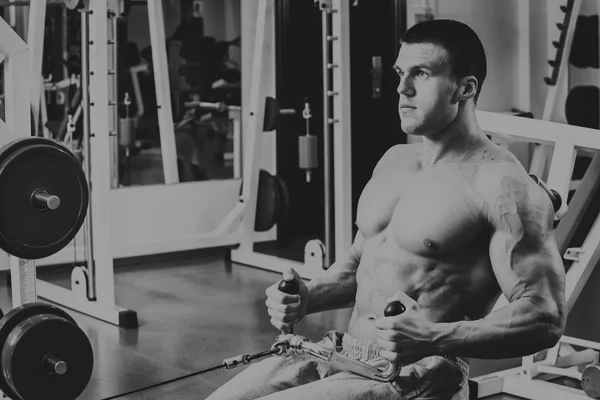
[[397, 77, 415, 97]]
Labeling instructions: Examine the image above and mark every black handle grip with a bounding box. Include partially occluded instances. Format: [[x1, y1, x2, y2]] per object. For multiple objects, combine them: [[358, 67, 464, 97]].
[[278, 279, 300, 295], [278, 279, 300, 334], [384, 301, 406, 317]]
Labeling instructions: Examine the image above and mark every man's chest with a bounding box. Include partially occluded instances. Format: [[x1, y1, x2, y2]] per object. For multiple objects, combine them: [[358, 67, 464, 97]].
[[356, 166, 488, 256]]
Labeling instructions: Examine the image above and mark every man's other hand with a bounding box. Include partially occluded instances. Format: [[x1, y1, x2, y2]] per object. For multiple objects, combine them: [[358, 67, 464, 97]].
[[265, 267, 310, 331], [375, 290, 439, 366]]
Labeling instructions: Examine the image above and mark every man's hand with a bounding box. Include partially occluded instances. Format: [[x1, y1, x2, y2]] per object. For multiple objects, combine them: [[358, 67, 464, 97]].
[[265, 268, 310, 331], [375, 291, 438, 366]]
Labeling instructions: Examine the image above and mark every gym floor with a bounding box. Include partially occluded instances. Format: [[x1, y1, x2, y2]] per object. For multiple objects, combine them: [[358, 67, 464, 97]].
[[0, 247, 541, 399], [12, 248, 352, 399]]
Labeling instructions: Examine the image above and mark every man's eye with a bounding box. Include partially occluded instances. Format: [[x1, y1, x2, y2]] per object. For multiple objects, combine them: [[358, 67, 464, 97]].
[[416, 70, 428, 77]]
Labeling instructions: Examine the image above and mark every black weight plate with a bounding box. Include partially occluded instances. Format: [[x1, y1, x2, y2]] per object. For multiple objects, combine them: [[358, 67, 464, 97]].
[[565, 85, 600, 130], [0, 303, 78, 400], [3, 314, 94, 400], [570, 15, 599, 69], [0, 137, 88, 259], [255, 170, 281, 232]]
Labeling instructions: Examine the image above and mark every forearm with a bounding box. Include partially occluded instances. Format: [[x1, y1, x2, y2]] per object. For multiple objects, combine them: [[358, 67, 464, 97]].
[[305, 251, 358, 315], [434, 297, 563, 359]]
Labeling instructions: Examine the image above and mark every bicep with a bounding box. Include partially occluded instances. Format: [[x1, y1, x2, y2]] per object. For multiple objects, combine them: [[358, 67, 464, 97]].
[[489, 229, 564, 305], [487, 179, 566, 308]]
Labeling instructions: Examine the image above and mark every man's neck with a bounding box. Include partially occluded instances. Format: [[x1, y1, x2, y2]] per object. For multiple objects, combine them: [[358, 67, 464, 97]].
[[420, 105, 485, 167]]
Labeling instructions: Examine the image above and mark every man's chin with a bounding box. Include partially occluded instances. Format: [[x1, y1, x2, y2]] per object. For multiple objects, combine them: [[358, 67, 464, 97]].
[[401, 124, 422, 136]]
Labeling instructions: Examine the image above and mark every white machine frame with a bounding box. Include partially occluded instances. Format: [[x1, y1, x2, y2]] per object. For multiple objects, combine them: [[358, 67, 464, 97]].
[[471, 111, 600, 399], [0, 0, 36, 308], [230, 0, 354, 279]]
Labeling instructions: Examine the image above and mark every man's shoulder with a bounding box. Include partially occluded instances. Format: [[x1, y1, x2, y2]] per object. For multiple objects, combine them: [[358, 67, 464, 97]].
[[473, 144, 532, 189], [472, 146, 554, 226]]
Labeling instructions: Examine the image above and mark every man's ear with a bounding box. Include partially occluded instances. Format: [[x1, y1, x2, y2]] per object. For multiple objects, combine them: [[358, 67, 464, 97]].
[[452, 76, 478, 103]]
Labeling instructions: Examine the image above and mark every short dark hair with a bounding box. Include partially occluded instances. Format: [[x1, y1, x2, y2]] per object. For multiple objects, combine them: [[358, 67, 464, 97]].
[[400, 19, 487, 103]]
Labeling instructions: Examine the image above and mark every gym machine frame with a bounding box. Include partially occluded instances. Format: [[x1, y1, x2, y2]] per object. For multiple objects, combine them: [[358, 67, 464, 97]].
[[0, 0, 139, 327], [529, 0, 583, 185], [470, 110, 600, 400], [230, 0, 354, 278]]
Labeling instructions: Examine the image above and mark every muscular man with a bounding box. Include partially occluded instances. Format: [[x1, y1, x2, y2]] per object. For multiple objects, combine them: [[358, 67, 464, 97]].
[[207, 19, 567, 400]]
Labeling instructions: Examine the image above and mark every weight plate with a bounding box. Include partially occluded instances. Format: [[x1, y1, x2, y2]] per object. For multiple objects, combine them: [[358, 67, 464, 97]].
[[0, 303, 79, 400], [0, 138, 89, 260], [3, 314, 94, 400], [583, 364, 600, 399]]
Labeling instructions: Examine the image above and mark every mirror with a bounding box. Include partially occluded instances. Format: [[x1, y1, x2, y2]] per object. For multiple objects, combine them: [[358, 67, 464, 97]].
[[32, 0, 241, 188], [117, 0, 242, 186]]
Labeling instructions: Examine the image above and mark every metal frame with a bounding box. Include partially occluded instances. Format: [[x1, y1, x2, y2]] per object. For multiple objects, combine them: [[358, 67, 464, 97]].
[[471, 110, 600, 399], [230, 0, 354, 280], [27, 0, 47, 138], [146, 0, 179, 184], [529, 0, 582, 181], [31, 0, 134, 326], [0, 3, 36, 310]]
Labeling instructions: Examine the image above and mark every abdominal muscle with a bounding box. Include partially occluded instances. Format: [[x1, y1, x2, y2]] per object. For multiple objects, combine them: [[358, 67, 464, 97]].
[[346, 236, 498, 361]]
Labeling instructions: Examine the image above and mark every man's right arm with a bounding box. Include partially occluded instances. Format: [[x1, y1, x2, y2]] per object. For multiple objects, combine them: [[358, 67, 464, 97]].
[[304, 231, 363, 315]]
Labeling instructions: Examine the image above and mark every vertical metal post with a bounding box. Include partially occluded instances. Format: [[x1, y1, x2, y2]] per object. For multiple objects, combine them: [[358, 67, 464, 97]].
[[80, 10, 97, 301], [321, 5, 333, 268], [331, 0, 353, 264], [108, 9, 119, 188]]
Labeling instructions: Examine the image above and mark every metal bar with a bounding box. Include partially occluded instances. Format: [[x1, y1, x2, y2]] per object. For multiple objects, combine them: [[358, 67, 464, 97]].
[[564, 212, 600, 313], [80, 9, 96, 301], [331, 0, 353, 263], [11, 258, 37, 307], [27, 0, 47, 137], [477, 110, 600, 151], [529, 0, 583, 180], [237, 0, 270, 251], [545, 140, 576, 202], [0, 15, 29, 142], [0, 0, 64, 6], [230, 108, 242, 179], [87, 0, 117, 306], [147, 0, 179, 184], [108, 5, 119, 188], [321, 6, 333, 267], [554, 155, 600, 253]]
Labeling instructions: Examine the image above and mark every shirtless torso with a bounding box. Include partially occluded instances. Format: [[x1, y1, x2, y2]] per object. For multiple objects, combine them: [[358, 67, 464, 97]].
[[346, 139, 552, 358]]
